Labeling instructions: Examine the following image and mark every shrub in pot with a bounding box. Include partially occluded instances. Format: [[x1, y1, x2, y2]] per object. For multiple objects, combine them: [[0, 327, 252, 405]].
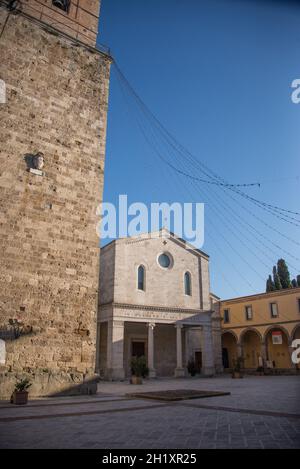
[[11, 378, 32, 405], [130, 356, 149, 384], [232, 357, 244, 379], [187, 359, 197, 377]]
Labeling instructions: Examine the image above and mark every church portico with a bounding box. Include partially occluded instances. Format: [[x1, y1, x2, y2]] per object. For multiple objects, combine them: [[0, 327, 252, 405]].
[[97, 303, 216, 379]]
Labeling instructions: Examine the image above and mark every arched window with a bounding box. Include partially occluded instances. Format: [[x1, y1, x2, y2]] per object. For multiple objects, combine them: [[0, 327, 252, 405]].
[[138, 265, 145, 291], [52, 0, 70, 13], [184, 272, 192, 296]]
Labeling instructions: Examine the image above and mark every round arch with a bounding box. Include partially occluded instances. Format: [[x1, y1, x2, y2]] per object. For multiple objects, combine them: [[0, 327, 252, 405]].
[[221, 329, 239, 343], [291, 323, 300, 341], [240, 327, 263, 344], [221, 330, 238, 369], [240, 328, 262, 369], [264, 325, 292, 369], [263, 325, 291, 344]]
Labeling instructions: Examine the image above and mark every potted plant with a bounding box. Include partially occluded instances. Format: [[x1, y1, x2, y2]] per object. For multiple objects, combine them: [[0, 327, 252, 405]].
[[130, 355, 149, 384], [187, 359, 197, 377], [232, 357, 244, 379], [11, 378, 32, 405]]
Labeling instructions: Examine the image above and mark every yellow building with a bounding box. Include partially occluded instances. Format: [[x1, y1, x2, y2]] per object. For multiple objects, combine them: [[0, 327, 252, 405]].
[[220, 287, 300, 372]]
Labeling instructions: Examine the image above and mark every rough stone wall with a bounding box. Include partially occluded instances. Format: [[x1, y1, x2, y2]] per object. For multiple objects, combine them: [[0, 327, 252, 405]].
[[99, 242, 115, 305], [2, 0, 101, 46], [0, 9, 111, 397]]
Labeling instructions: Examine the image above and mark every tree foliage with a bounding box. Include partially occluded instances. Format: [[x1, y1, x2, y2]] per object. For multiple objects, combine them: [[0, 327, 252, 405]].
[[277, 259, 291, 289], [266, 275, 275, 292], [265, 259, 292, 292], [273, 265, 282, 290]]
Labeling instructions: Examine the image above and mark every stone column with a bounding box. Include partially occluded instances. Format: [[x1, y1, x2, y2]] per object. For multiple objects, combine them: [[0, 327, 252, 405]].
[[106, 320, 125, 381], [185, 327, 190, 371], [175, 324, 185, 377], [147, 323, 156, 378], [201, 324, 215, 376], [260, 341, 267, 367], [237, 342, 243, 358], [212, 323, 224, 373]]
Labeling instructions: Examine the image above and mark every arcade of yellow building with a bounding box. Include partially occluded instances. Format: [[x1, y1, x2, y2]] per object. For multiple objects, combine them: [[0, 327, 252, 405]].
[[220, 287, 300, 372]]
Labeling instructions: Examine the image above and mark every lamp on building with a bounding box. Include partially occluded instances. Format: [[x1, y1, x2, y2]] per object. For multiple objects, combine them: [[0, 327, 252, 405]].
[[52, 0, 70, 12]]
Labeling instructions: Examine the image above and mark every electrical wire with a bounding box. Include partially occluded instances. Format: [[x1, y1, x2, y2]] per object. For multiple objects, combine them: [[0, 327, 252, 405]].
[[113, 62, 300, 287], [114, 62, 300, 224]]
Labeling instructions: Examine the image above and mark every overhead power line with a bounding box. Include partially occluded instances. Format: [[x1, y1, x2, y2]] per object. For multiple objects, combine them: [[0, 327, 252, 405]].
[[113, 61, 300, 290], [113, 62, 300, 221]]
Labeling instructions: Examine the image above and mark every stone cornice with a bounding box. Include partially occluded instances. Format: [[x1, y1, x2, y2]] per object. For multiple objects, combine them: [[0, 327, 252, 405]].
[[212, 316, 222, 322], [99, 301, 211, 315], [221, 287, 300, 305], [100, 229, 209, 260], [0, 2, 113, 61], [222, 319, 300, 330]]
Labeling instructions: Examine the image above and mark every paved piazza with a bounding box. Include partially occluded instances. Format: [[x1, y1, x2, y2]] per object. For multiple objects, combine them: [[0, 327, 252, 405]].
[[0, 376, 299, 449]]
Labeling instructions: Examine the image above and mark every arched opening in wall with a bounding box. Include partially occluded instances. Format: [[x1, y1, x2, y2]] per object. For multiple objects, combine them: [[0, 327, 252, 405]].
[[265, 327, 291, 369], [221, 331, 237, 369], [137, 265, 145, 291], [292, 325, 300, 341], [241, 329, 262, 369], [184, 272, 192, 296]]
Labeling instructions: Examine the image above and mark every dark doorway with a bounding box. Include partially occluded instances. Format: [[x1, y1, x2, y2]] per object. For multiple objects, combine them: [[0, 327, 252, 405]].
[[132, 341, 145, 358], [222, 348, 229, 368], [195, 351, 202, 373]]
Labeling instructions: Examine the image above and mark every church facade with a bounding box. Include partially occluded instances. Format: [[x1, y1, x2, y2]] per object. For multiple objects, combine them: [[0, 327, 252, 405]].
[[97, 230, 223, 379]]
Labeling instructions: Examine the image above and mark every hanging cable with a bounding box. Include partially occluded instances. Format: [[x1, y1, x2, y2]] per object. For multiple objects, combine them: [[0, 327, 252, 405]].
[[113, 62, 300, 223]]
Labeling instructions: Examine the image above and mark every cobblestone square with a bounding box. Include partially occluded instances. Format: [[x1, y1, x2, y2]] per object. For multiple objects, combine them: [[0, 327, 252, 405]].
[[0, 375, 299, 449]]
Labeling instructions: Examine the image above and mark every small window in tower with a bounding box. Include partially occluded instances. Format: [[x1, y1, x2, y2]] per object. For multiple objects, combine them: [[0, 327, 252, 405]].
[[52, 0, 70, 13]]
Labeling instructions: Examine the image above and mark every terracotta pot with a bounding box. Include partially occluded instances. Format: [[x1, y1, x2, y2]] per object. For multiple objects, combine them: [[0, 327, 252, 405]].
[[232, 371, 243, 379], [12, 391, 29, 405], [130, 376, 143, 385]]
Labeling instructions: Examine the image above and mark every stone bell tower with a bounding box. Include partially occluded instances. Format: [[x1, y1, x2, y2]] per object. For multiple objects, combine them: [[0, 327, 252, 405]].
[[0, 0, 112, 397]]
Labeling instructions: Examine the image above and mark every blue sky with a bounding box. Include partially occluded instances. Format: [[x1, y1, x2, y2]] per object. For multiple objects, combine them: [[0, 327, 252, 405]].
[[98, 0, 300, 299]]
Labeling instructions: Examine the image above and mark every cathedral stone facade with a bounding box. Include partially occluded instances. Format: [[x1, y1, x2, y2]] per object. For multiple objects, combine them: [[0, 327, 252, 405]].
[[0, 0, 111, 397], [98, 230, 223, 379]]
